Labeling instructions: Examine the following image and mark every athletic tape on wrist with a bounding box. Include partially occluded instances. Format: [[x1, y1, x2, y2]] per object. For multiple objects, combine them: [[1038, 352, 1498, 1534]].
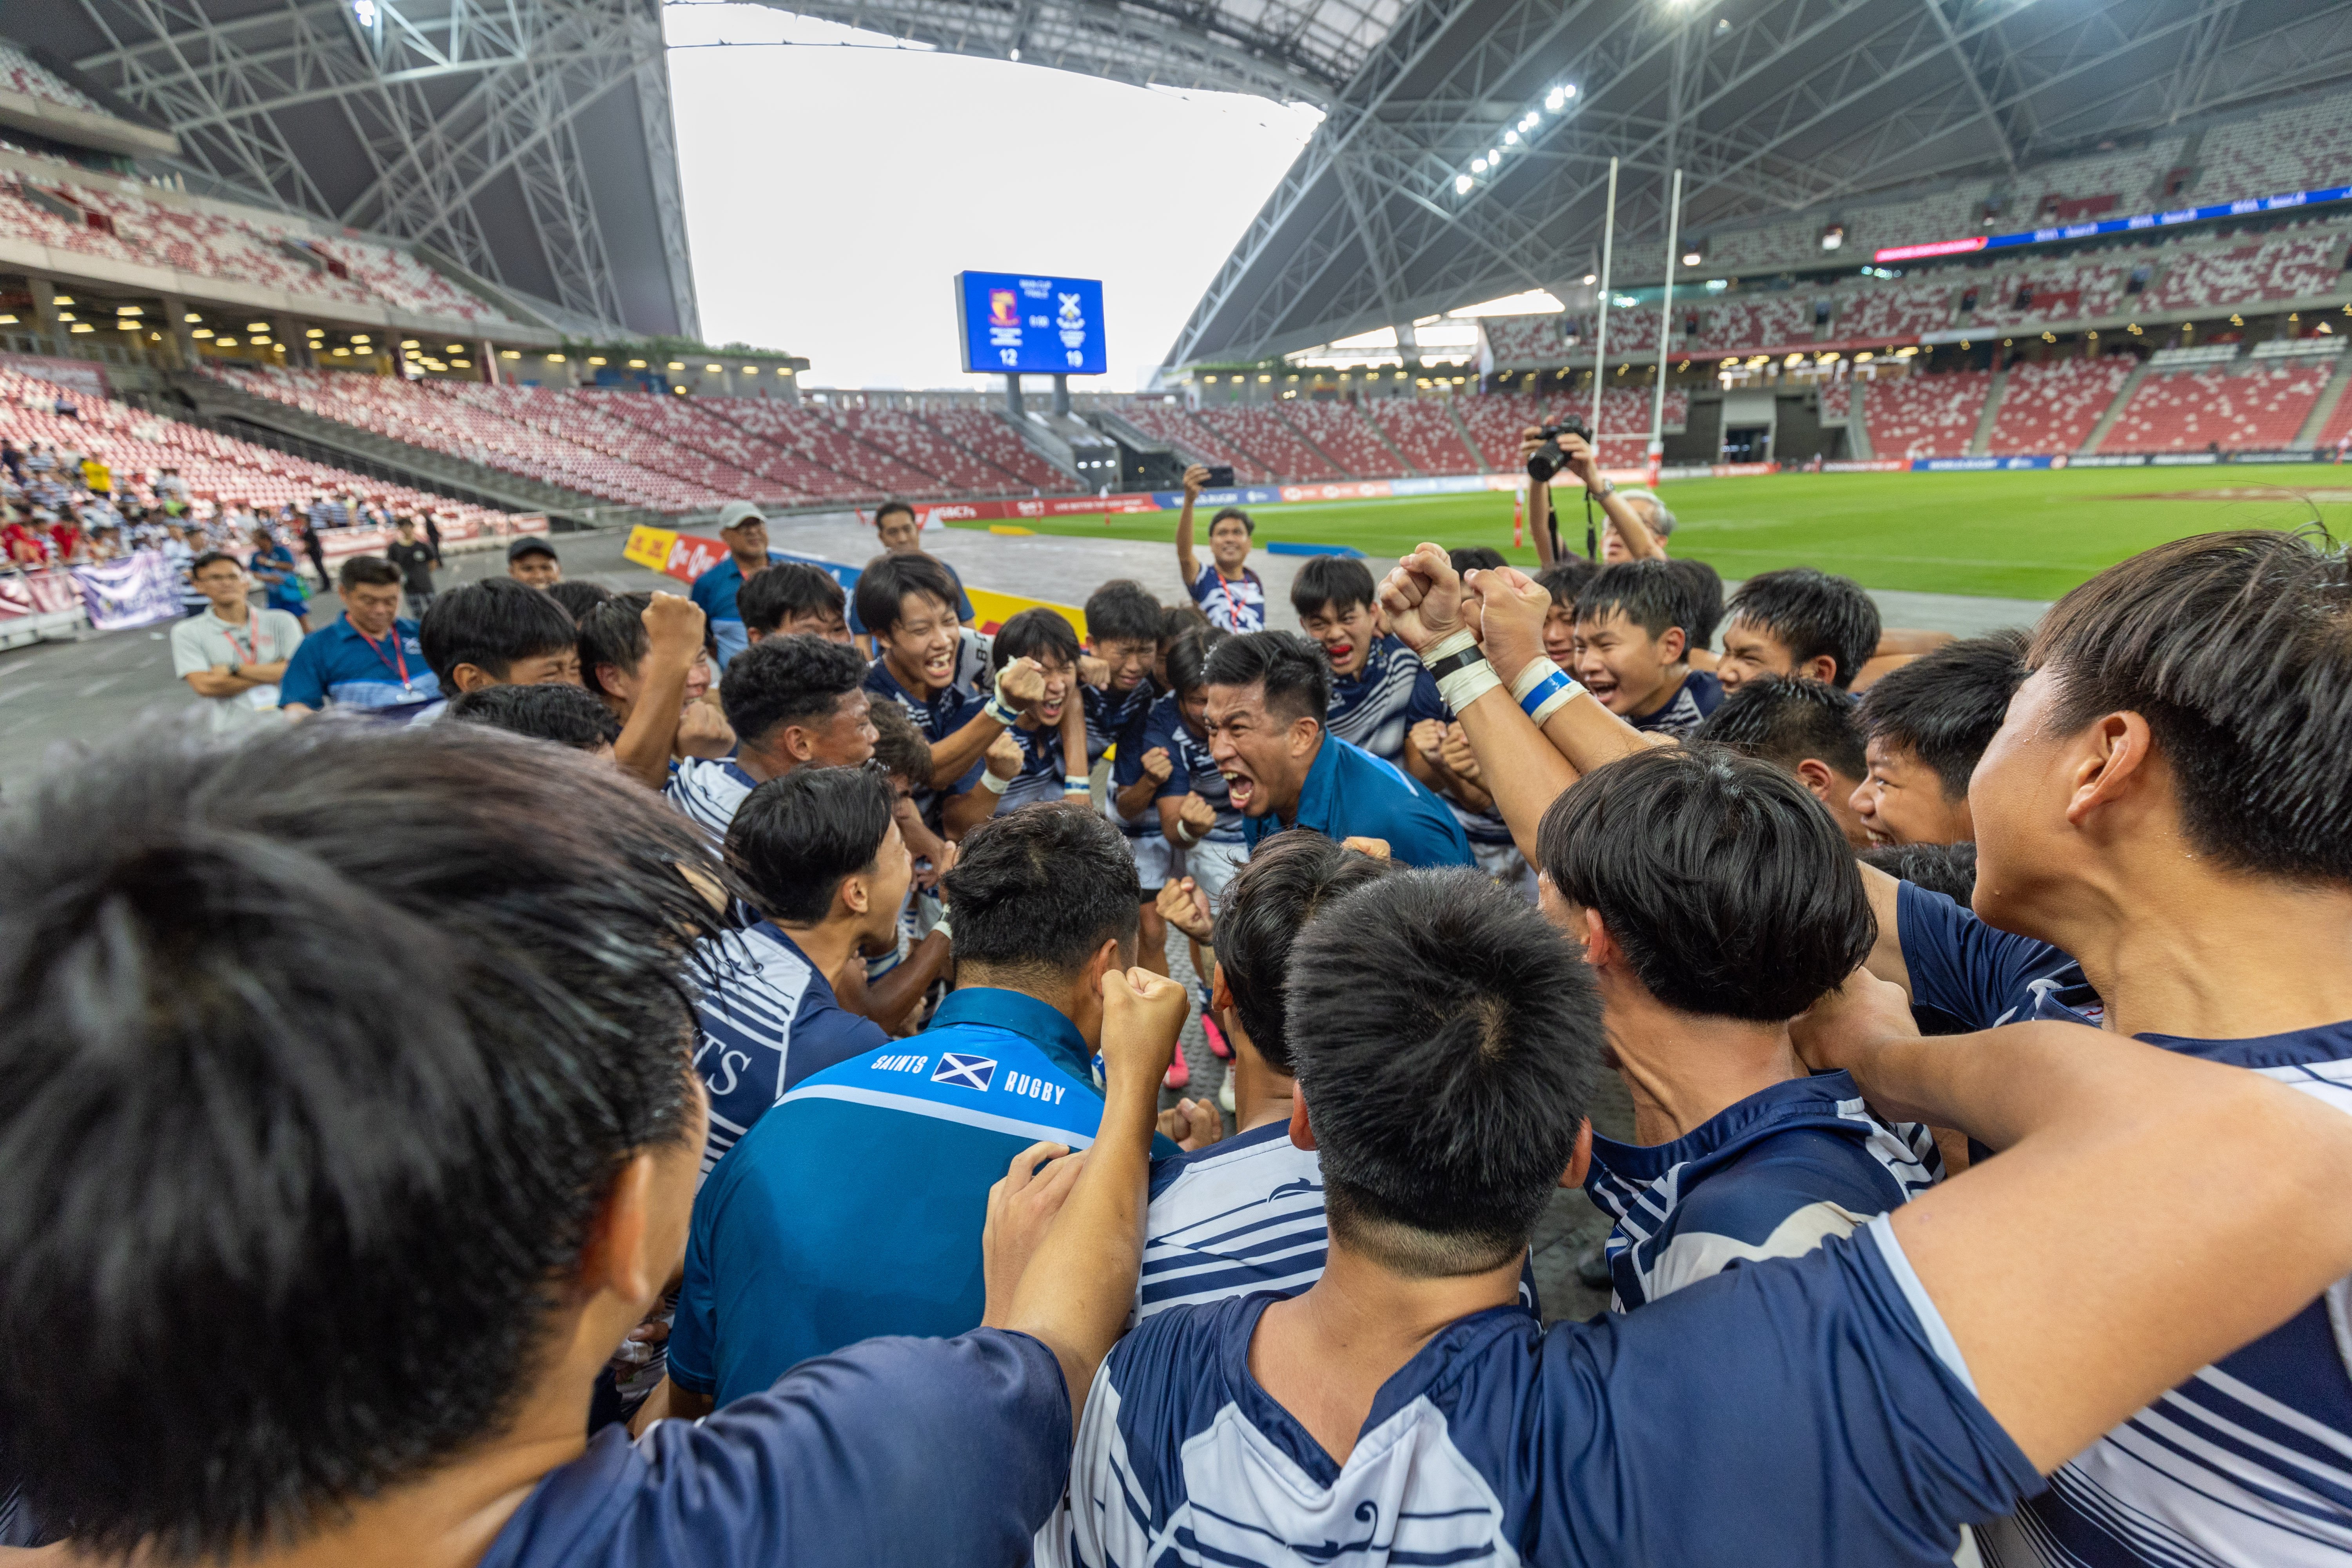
[[1416, 627, 1479, 671], [1063, 775, 1091, 794], [1436, 657, 1503, 713], [979, 769, 1011, 795], [1523, 669, 1584, 726], [930, 917, 953, 945], [983, 695, 1020, 727]]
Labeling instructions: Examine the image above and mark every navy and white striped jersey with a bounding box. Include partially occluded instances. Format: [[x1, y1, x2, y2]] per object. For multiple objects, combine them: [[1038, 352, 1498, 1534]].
[[1189, 563, 1265, 633], [1159, 695, 1245, 845], [1140, 1123, 1327, 1319], [1038, 1214, 2042, 1568], [1897, 881, 2104, 1029], [1089, 680, 1162, 838], [691, 924, 886, 1180], [1584, 1071, 1942, 1312], [997, 719, 1073, 811], [665, 757, 757, 841], [1322, 634, 1446, 767]]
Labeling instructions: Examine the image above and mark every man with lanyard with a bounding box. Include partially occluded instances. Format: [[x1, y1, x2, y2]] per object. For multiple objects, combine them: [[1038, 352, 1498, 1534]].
[[1201, 631, 1473, 870], [170, 551, 305, 733], [690, 501, 789, 672], [277, 556, 440, 723], [653, 805, 1189, 1417], [247, 525, 310, 631], [1173, 465, 1265, 633]]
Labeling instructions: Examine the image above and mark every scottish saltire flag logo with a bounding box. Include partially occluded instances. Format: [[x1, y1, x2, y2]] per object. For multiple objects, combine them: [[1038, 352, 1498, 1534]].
[[933, 1053, 997, 1091]]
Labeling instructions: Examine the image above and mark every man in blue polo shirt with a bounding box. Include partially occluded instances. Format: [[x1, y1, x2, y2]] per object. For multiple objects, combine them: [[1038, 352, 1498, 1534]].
[[278, 555, 441, 722], [689, 502, 789, 671], [1201, 630, 1472, 869], [691, 766, 902, 1176], [663, 802, 1185, 1414]]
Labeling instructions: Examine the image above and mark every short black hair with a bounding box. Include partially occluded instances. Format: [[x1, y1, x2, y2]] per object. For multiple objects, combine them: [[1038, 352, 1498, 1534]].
[[720, 634, 869, 751], [576, 592, 716, 697], [447, 682, 621, 750], [190, 550, 241, 576], [1290, 556, 1377, 620], [1857, 629, 2030, 800], [1201, 630, 1330, 726], [1166, 626, 1230, 700], [1161, 602, 1211, 645], [1535, 557, 1597, 608], [1693, 675, 1867, 780], [874, 499, 916, 527], [2030, 530, 2352, 881], [867, 699, 934, 786], [0, 721, 720, 1558], [1083, 579, 1163, 645], [1538, 746, 1875, 1021], [1664, 557, 1725, 649], [1289, 870, 1601, 1274], [1447, 546, 1508, 576], [545, 579, 610, 622], [1209, 506, 1254, 535], [851, 553, 960, 638], [1725, 567, 1881, 689], [727, 765, 896, 924], [989, 606, 1082, 673], [417, 579, 579, 685], [738, 563, 844, 635], [336, 555, 401, 591], [1859, 840, 1979, 904], [1212, 830, 1392, 1074], [940, 804, 1140, 979], [1575, 559, 1691, 644]]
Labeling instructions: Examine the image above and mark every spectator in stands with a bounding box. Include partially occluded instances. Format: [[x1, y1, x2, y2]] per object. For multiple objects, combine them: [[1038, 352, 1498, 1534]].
[[1203, 631, 1472, 869], [1573, 560, 1723, 736], [1141, 831, 1392, 1318], [667, 635, 879, 842], [170, 551, 305, 735], [1692, 675, 1873, 847], [506, 537, 561, 588], [1851, 630, 2029, 847], [417, 579, 583, 702], [1174, 465, 1265, 632], [387, 516, 438, 621], [1715, 567, 1882, 694], [982, 609, 1093, 813], [278, 556, 439, 723], [741, 561, 852, 646], [79, 453, 110, 499], [658, 803, 1184, 1414], [547, 579, 613, 622], [685, 765, 898, 1180], [0, 720, 1183, 1568], [3, 510, 44, 566], [246, 524, 310, 630], [448, 682, 621, 756], [579, 590, 730, 792], [1541, 748, 1934, 1314], [0, 438, 20, 484], [690, 501, 789, 671], [872, 499, 975, 624]]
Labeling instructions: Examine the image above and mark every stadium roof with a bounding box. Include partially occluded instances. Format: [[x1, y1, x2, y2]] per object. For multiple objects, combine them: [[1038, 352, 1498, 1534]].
[[1146, 0, 2352, 367], [6, 0, 699, 340]]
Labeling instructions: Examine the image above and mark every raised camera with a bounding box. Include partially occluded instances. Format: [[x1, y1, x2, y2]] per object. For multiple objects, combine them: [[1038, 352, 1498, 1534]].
[[1525, 417, 1592, 484]]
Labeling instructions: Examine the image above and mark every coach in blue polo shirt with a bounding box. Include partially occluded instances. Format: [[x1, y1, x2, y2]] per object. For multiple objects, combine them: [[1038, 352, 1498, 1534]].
[[1203, 630, 1473, 869], [663, 802, 1183, 1412], [689, 501, 790, 671], [278, 555, 441, 722]]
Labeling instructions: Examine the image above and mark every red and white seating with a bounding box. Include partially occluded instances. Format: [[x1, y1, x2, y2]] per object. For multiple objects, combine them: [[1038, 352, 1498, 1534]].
[[1818, 379, 1851, 419], [924, 408, 1065, 491], [1862, 370, 1991, 458], [1279, 401, 1406, 479], [1120, 403, 1270, 483], [1366, 399, 1480, 475], [1987, 357, 2136, 454], [1480, 314, 1573, 367], [2200, 100, 2352, 205], [1456, 387, 1684, 470], [1194, 406, 1341, 481], [1965, 262, 2127, 330], [1687, 295, 1818, 356], [0, 42, 100, 113], [2096, 362, 2332, 453], [1831, 279, 1955, 343], [2151, 234, 2349, 312]]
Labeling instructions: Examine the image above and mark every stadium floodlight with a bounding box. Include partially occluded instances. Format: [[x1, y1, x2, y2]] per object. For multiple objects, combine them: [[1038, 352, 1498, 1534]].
[[1681, 251, 1702, 266], [1471, 158, 1487, 173], [191, 328, 212, 339], [706, 363, 722, 372], [1488, 148, 1502, 162], [1783, 352, 1804, 366], [51, 295, 72, 306], [1583, 273, 1597, 285], [588, 356, 607, 366], [183, 313, 201, 323], [668, 361, 684, 370], [628, 359, 647, 368], [69, 323, 93, 334], [546, 353, 565, 363], [1504, 131, 1520, 146], [306, 327, 325, 337], [1455, 175, 1474, 194], [247, 321, 270, 332], [351, 334, 370, 344], [447, 344, 463, 353], [116, 305, 141, 316]]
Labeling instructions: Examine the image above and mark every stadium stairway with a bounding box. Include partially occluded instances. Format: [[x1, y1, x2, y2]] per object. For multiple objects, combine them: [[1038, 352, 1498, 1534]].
[[1092, 406, 1215, 469], [1965, 362, 2010, 457], [171, 371, 668, 529], [1270, 405, 1352, 478], [1356, 407, 1421, 475], [1445, 402, 1492, 473], [2078, 359, 2153, 454], [2294, 351, 2352, 448], [1845, 383, 1875, 460]]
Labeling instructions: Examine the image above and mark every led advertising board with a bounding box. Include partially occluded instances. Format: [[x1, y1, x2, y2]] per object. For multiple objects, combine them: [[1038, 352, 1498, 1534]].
[[1873, 183, 2352, 264], [955, 270, 1108, 376]]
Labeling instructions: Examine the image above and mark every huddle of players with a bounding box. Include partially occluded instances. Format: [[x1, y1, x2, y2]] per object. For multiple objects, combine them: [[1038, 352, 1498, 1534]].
[[3, 494, 2350, 1568]]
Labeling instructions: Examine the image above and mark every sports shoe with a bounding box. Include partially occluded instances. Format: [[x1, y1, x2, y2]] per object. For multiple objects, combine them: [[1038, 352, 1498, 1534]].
[[1200, 1010, 1232, 1062], [1163, 1048, 1190, 1090]]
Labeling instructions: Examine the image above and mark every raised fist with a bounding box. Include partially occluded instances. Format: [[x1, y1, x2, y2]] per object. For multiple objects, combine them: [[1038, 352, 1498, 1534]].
[[996, 655, 1047, 709], [1155, 875, 1214, 942], [985, 728, 1024, 780], [1142, 746, 1174, 784], [677, 699, 735, 759], [1178, 791, 1218, 834], [1376, 543, 1464, 654]]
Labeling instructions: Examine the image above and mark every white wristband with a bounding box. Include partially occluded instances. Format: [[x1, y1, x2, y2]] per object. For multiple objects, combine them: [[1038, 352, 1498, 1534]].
[[1436, 658, 1504, 713], [980, 769, 1011, 795], [983, 695, 1020, 727], [930, 916, 952, 945], [1415, 628, 1478, 670], [1175, 820, 1199, 846], [1508, 659, 1561, 702]]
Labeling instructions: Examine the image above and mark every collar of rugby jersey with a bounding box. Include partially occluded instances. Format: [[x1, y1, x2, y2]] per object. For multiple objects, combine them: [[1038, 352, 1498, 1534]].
[[924, 985, 1094, 1086], [1584, 1069, 1878, 1189]]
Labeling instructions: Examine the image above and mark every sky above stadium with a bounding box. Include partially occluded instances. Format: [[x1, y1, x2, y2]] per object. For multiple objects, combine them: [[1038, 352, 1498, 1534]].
[[666, 3, 1324, 391]]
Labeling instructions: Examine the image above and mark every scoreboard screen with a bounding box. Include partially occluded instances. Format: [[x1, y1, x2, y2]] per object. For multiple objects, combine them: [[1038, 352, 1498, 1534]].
[[956, 270, 1107, 376]]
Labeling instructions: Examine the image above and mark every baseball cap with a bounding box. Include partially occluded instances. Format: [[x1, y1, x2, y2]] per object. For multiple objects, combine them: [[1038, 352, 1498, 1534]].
[[507, 537, 557, 561], [717, 500, 768, 531]]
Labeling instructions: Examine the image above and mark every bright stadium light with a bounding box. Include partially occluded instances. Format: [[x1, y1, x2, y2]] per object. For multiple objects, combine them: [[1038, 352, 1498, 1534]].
[[1471, 158, 1487, 172], [1504, 130, 1520, 146], [1455, 174, 1474, 194], [1488, 148, 1501, 162]]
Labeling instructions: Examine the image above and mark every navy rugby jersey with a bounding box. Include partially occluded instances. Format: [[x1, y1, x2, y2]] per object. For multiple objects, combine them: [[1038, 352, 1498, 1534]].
[[691, 923, 886, 1180], [1321, 634, 1445, 766], [1088, 680, 1161, 838], [862, 658, 985, 820], [664, 757, 757, 842], [1584, 1070, 1940, 1312], [1151, 694, 1244, 846], [1189, 563, 1265, 633], [1140, 1124, 1327, 1320], [1896, 881, 2103, 1028], [1626, 667, 1723, 738], [1038, 1214, 2041, 1568]]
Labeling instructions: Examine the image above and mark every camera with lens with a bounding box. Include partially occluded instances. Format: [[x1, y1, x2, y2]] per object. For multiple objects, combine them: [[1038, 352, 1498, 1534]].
[[1525, 416, 1592, 484]]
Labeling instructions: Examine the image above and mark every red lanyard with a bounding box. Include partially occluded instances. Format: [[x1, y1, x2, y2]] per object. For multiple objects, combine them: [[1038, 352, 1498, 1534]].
[[359, 626, 412, 686], [1216, 569, 1250, 627], [221, 619, 267, 666]]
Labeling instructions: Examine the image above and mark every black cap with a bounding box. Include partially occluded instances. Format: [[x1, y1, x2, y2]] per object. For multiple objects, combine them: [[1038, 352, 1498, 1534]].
[[507, 537, 557, 561]]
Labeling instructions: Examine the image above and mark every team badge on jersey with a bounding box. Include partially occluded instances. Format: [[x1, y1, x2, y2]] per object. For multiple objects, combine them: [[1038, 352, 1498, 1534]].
[[933, 1053, 998, 1091]]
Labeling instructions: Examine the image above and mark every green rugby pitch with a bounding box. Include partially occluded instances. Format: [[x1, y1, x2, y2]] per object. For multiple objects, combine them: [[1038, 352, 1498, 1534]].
[[946, 463, 2352, 601]]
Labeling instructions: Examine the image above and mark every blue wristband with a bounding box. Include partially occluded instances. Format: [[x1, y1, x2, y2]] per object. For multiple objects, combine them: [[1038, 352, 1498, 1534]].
[[1518, 668, 1573, 719]]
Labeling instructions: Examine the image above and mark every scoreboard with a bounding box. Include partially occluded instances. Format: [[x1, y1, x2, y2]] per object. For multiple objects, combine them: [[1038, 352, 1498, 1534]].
[[955, 270, 1107, 376]]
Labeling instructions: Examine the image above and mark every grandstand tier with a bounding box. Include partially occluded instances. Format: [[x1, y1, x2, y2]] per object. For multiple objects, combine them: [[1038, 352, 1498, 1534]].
[[1862, 369, 1992, 459], [2096, 361, 2334, 454], [1367, 398, 1481, 475], [1987, 357, 2137, 455]]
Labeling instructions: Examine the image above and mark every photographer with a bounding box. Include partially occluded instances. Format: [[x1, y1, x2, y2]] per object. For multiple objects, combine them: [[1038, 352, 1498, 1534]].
[[1524, 425, 1667, 566]]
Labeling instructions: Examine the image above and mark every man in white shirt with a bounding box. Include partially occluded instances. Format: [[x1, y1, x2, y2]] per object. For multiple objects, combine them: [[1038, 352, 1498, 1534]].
[[170, 551, 305, 733]]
